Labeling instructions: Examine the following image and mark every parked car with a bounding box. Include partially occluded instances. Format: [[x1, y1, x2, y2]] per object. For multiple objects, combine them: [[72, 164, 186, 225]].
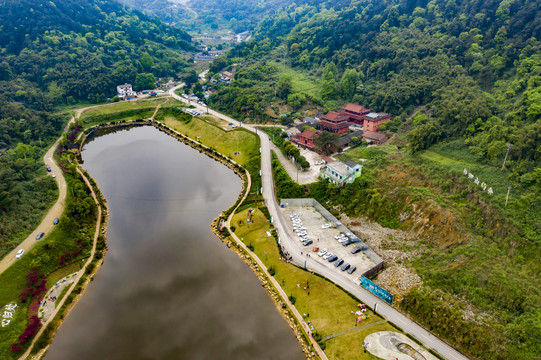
[[321, 223, 331, 229], [341, 263, 351, 271], [46, 164, 51, 172], [347, 266, 357, 274], [36, 232, 45, 240], [342, 240, 354, 246], [312, 247, 319, 252], [334, 259, 344, 267], [302, 239, 313, 246], [327, 255, 338, 262], [51, 173, 56, 178], [323, 252, 332, 260], [351, 246, 362, 254], [16, 249, 24, 259], [53, 218, 59, 225], [317, 248, 327, 257]]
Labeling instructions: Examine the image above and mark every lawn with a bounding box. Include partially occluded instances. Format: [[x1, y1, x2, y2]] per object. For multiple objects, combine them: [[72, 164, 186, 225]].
[[160, 113, 260, 167], [230, 208, 408, 359], [339, 145, 390, 163], [79, 97, 178, 119]]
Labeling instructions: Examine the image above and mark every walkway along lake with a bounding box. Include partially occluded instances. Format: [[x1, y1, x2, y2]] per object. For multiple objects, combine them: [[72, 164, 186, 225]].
[[45, 126, 304, 360]]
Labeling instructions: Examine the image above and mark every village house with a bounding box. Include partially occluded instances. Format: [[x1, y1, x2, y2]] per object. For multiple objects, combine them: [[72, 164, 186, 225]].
[[362, 130, 389, 144], [194, 51, 223, 61], [362, 112, 392, 132], [339, 103, 371, 124], [320, 160, 363, 186], [116, 84, 136, 99], [291, 128, 319, 149], [317, 111, 350, 134], [221, 71, 234, 81], [338, 130, 364, 148]]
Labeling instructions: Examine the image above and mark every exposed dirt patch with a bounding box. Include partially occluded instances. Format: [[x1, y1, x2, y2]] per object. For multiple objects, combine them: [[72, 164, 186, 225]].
[[339, 214, 423, 300]]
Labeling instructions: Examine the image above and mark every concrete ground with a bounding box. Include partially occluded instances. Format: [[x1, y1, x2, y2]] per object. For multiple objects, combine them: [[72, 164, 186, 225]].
[[364, 331, 439, 360], [281, 206, 376, 282], [271, 143, 323, 185]]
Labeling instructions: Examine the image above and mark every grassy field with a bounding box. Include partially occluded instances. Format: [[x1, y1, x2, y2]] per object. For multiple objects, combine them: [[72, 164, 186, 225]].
[[420, 149, 513, 204], [160, 113, 260, 167], [230, 208, 407, 358], [270, 61, 321, 97], [79, 97, 178, 119]]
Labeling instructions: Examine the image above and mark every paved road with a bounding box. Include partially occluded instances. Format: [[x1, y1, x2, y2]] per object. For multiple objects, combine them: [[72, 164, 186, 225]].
[[0, 109, 83, 274], [168, 86, 469, 360]]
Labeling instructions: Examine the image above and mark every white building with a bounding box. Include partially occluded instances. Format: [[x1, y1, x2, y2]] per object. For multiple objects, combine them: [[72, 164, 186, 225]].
[[116, 84, 136, 99]]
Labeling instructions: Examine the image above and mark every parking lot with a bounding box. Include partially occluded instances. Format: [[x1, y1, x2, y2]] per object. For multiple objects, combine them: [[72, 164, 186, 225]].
[[281, 206, 377, 281]]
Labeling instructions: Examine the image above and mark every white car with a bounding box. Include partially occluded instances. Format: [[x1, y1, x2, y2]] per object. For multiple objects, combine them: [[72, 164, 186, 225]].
[[323, 252, 332, 260], [51, 173, 56, 178], [16, 249, 24, 259], [334, 234, 344, 239], [321, 223, 331, 229], [317, 248, 327, 257]]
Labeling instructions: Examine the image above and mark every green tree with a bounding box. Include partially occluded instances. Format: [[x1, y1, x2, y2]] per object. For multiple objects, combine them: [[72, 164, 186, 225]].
[[321, 78, 338, 99], [140, 52, 154, 71], [135, 73, 156, 91], [0, 61, 13, 81], [277, 75, 292, 99], [340, 69, 359, 99], [314, 131, 340, 154], [407, 119, 443, 153]]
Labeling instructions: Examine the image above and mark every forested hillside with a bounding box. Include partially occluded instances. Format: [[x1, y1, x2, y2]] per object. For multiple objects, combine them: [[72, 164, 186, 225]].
[[206, 1, 541, 359], [114, 0, 350, 33], [0, 0, 193, 256], [209, 0, 540, 210]]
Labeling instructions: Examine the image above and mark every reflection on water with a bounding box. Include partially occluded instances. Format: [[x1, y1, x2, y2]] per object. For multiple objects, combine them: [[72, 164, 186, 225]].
[[45, 126, 304, 360]]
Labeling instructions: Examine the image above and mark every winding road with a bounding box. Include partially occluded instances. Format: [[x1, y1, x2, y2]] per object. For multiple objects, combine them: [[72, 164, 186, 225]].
[[3, 88, 468, 360], [0, 109, 84, 274], [168, 85, 469, 360]]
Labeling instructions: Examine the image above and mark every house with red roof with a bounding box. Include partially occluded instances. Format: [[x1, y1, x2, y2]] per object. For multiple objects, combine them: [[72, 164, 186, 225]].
[[339, 103, 371, 124], [362, 131, 388, 144], [317, 111, 350, 134], [291, 128, 319, 148]]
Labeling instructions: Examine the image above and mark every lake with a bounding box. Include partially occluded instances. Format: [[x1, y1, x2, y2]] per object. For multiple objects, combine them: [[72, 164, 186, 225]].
[[45, 126, 304, 360]]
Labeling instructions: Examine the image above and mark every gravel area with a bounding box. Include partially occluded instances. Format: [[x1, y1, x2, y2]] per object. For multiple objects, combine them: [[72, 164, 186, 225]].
[[339, 214, 423, 299]]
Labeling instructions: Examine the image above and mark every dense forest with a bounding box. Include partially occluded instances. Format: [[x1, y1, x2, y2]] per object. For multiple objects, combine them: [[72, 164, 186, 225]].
[[205, 1, 541, 359], [114, 0, 350, 34], [0, 0, 193, 255]]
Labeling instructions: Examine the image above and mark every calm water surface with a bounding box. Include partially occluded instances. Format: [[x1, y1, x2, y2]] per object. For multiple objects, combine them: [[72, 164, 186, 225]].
[[45, 126, 304, 360]]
